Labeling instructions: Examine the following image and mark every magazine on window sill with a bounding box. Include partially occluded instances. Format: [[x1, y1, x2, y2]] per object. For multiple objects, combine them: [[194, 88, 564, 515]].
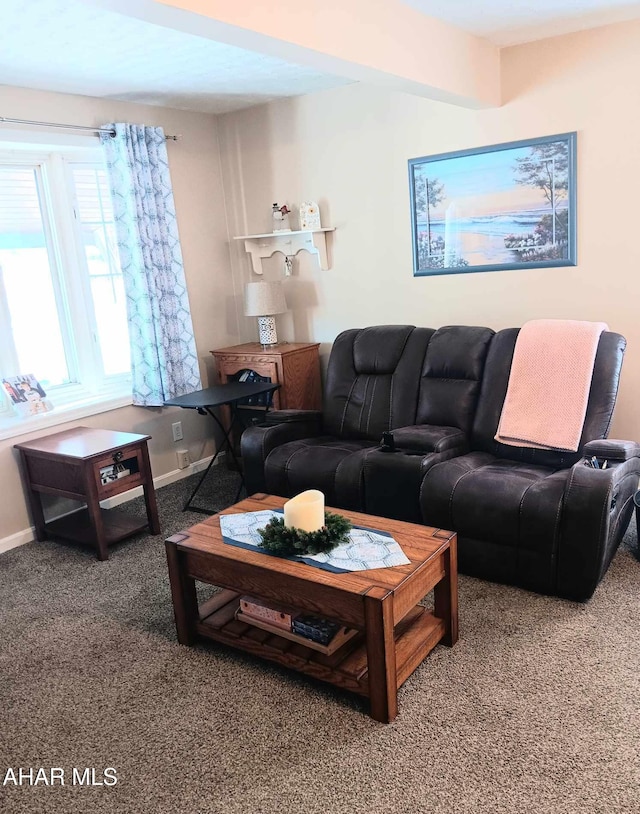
[[2, 374, 54, 417]]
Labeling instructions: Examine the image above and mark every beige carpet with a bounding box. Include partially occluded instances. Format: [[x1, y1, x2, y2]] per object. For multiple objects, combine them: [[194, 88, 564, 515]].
[[1, 470, 640, 814]]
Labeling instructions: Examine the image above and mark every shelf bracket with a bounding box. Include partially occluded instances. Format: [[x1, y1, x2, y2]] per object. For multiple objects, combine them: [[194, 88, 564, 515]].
[[235, 229, 334, 275]]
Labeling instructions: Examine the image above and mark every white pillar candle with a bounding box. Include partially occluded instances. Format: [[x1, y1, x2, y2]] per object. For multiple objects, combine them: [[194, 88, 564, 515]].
[[283, 490, 325, 532]]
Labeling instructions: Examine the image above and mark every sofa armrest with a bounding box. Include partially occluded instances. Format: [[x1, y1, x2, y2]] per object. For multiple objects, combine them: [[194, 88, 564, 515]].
[[558, 454, 640, 600], [241, 414, 323, 494], [390, 425, 468, 455], [582, 439, 640, 461], [264, 409, 323, 429], [363, 427, 468, 524]]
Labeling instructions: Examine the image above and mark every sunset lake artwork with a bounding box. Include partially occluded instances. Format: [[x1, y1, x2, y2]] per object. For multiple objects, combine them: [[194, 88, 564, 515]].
[[409, 133, 576, 275]]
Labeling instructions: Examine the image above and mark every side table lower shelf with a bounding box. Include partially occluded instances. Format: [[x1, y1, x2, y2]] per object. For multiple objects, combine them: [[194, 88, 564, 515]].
[[194, 589, 445, 699], [45, 508, 152, 550]]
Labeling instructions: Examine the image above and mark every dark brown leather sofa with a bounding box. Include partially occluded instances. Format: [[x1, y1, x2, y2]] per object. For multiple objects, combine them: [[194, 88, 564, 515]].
[[241, 325, 638, 601]]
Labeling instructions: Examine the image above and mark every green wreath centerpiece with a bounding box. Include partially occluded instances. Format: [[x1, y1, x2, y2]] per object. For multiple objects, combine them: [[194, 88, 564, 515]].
[[258, 513, 352, 557]]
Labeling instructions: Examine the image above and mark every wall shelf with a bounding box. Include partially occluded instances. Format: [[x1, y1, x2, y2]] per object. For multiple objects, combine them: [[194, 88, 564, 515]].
[[233, 228, 335, 274]]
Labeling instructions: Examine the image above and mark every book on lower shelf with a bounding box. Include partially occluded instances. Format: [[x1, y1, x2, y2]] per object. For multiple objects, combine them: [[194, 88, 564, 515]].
[[291, 615, 342, 646], [236, 596, 358, 655], [239, 596, 293, 630]]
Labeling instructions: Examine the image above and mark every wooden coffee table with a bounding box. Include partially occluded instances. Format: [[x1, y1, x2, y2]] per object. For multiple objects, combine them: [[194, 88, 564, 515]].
[[165, 494, 458, 723]]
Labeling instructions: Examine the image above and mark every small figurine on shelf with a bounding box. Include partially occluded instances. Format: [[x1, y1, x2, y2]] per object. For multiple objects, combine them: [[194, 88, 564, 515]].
[[272, 203, 291, 232]]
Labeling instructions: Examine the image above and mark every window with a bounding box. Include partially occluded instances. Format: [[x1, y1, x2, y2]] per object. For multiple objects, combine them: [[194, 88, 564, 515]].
[[0, 146, 131, 431]]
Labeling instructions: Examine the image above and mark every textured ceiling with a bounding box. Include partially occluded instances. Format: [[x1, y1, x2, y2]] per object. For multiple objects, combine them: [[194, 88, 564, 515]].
[[0, 0, 350, 114], [407, 0, 640, 46], [2, 0, 640, 114]]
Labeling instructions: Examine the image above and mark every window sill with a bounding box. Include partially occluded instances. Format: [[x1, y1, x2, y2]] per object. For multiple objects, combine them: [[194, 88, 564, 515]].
[[0, 393, 133, 442]]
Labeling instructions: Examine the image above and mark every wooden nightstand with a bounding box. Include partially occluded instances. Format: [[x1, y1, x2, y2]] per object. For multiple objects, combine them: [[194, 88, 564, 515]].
[[15, 427, 160, 561], [210, 342, 321, 411], [210, 342, 322, 463]]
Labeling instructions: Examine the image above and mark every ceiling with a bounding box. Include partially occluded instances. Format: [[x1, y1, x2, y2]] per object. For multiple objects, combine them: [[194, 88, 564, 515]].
[[407, 0, 640, 46], [1, 0, 640, 114], [0, 0, 350, 114]]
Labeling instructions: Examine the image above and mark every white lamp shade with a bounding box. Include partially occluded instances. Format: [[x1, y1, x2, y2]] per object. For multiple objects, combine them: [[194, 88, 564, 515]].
[[244, 281, 288, 317]]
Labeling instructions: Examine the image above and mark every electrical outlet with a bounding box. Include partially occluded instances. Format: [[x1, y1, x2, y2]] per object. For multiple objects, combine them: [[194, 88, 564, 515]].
[[176, 449, 190, 469], [172, 421, 183, 442]]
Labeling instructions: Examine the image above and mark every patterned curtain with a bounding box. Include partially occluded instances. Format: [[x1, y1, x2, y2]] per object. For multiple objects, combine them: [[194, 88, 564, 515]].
[[100, 123, 201, 406]]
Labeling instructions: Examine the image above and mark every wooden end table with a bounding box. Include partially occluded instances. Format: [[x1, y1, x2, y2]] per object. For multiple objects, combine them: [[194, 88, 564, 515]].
[[16, 426, 160, 561], [210, 342, 321, 468], [210, 342, 321, 412], [165, 493, 458, 723]]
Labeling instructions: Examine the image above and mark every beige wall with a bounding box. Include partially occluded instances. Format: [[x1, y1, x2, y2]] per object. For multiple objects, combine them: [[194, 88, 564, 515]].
[[218, 20, 640, 442], [4, 18, 640, 541], [0, 85, 237, 541]]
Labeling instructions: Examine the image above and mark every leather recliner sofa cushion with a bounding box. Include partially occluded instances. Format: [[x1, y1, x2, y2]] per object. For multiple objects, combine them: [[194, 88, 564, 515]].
[[260, 325, 434, 508]]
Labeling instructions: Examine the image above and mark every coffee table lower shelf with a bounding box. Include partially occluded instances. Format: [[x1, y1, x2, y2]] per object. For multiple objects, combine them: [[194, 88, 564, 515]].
[[195, 589, 445, 697]]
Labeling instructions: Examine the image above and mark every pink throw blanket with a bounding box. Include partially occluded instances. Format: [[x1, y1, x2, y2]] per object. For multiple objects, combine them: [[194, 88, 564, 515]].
[[495, 319, 608, 452]]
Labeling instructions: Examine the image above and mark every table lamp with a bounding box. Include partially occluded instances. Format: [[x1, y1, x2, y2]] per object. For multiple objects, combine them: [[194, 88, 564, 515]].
[[244, 281, 288, 347]]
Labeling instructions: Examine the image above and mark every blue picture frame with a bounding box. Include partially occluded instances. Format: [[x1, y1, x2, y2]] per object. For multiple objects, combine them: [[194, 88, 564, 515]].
[[408, 132, 577, 276]]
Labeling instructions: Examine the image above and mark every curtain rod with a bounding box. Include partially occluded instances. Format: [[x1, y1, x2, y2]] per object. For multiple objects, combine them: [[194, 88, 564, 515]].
[[0, 116, 180, 141]]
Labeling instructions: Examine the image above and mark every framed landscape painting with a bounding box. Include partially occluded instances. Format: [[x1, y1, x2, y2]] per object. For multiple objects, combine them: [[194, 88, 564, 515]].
[[408, 132, 577, 276]]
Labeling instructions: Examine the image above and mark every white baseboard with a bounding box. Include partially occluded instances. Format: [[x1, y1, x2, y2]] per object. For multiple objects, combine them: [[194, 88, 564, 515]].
[[0, 454, 218, 556], [0, 528, 35, 555]]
